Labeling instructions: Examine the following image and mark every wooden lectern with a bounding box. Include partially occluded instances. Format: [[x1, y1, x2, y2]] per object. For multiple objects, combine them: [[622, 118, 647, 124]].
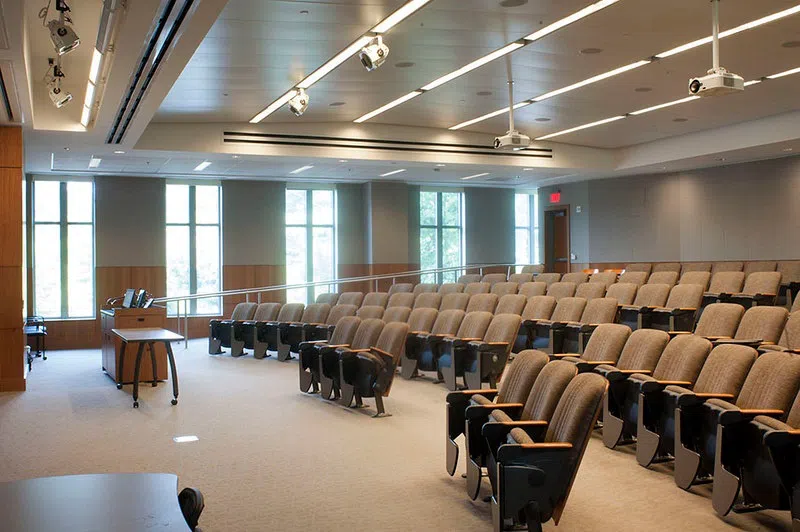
[[101, 306, 169, 385]]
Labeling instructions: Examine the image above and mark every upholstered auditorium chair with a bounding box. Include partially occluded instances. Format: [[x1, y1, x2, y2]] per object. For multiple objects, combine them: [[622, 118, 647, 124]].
[[277, 303, 331, 361], [465, 359, 576, 500], [338, 321, 410, 415], [304, 303, 358, 343], [647, 284, 705, 332], [337, 291, 365, 307], [555, 297, 620, 354], [679, 270, 711, 290], [526, 297, 587, 352], [606, 282, 638, 305], [466, 293, 499, 313], [601, 333, 711, 451], [494, 294, 526, 316], [465, 282, 491, 295], [445, 350, 550, 477], [209, 302, 258, 355], [435, 311, 494, 391], [319, 318, 384, 400], [458, 274, 482, 284], [518, 281, 547, 298], [361, 291, 389, 308], [382, 306, 411, 324], [486, 373, 607, 532], [743, 260, 777, 276], [546, 281, 577, 301], [721, 271, 782, 308], [440, 292, 470, 311], [387, 292, 415, 309], [617, 283, 671, 331], [777, 260, 800, 306], [413, 292, 441, 310], [534, 272, 561, 286], [298, 316, 361, 394], [456, 314, 522, 391], [522, 265, 545, 275], [491, 282, 519, 297], [481, 273, 508, 287], [716, 390, 800, 522], [232, 302, 280, 357], [406, 307, 437, 335], [253, 303, 304, 359], [711, 306, 788, 348], [387, 283, 413, 295], [681, 262, 712, 275], [315, 292, 339, 306], [575, 281, 606, 301], [413, 283, 439, 295], [553, 323, 632, 373], [356, 305, 384, 319], [653, 262, 682, 274], [515, 296, 557, 351], [636, 344, 755, 468], [647, 271, 679, 287], [438, 282, 465, 294], [400, 309, 465, 380], [619, 271, 649, 286], [712, 261, 745, 274], [760, 310, 800, 353], [703, 271, 746, 307], [626, 263, 653, 274], [561, 272, 589, 285], [508, 273, 533, 284], [673, 352, 800, 491]]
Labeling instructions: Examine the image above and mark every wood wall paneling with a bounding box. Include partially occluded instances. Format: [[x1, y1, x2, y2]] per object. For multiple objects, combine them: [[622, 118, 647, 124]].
[[0, 127, 23, 168], [0, 327, 25, 391], [165, 316, 220, 340], [222, 265, 285, 318]]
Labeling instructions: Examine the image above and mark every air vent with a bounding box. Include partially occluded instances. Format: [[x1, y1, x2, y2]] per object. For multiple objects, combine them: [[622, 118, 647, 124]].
[[0, 3, 9, 50], [106, 0, 195, 144], [487, 176, 515, 182], [0, 61, 21, 123]]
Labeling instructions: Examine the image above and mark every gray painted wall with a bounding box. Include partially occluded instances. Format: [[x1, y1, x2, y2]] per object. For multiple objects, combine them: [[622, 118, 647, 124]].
[[464, 187, 515, 265], [222, 180, 285, 265], [536, 181, 590, 265], [365, 181, 411, 264], [336, 183, 366, 265]]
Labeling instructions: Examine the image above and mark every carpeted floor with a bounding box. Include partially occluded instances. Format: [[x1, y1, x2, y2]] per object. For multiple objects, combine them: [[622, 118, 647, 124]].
[[0, 341, 792, 531]]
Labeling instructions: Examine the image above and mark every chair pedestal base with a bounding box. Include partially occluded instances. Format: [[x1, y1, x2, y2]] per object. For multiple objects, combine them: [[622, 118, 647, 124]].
[[208, 338, 222, 354], [466, 458, 483, 500], [400, 355, 418, 380], [446, 436, 459, 476]]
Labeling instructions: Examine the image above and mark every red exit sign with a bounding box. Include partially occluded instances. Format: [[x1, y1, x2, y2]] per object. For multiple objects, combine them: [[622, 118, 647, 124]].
[[549, 192, 561, 203]]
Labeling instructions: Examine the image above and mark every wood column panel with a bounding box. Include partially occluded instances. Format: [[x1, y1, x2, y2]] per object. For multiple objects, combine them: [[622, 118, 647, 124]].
[[0, 327, 25, 391], [0, 169, 23, 267], [0, 127, 23, 168]]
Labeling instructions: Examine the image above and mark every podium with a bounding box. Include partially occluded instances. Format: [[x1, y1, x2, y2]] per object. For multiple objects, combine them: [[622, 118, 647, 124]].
[[101, 307, 168, 384]]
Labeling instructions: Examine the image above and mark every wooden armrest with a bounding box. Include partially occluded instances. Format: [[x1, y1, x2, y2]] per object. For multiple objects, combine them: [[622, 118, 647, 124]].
[[619, 369, 652, 375], [348, 348, 370, 353], [703, 335, 731, 341], [656, 380, 693, 386], [461, 389, 498, 395], [694, 393, 734, 399], [740, 409, 784, 416], [460, 337, 482, 342], [326, 344, 350, 349], [409, 330, 427, 335], [551, 353, 580, 358], [494, 420, 548, 426], [486, 341, 509, 347], [676, 307, 697, 311], [370, 347, 391, 357], [518, 443, 573, 450], [579, 360, 617, 365]]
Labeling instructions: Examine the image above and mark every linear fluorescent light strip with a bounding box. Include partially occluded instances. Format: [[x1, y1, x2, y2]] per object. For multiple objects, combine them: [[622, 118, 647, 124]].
[[450, 4, 800, 130], [89, 157, 101, 168], [380, 168, 406, 177], [250, 0, 432, 123], [290, 165, 314, 174], [194, 161, 212, 171], [536, 116, 625, 140], [629, 96, 699, 115], [461, 172, 490, 180], [355, 0, 621, 123]]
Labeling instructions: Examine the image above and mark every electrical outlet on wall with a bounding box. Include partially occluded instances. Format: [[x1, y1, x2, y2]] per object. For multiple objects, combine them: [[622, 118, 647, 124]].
[[570, 253, 577, 260]]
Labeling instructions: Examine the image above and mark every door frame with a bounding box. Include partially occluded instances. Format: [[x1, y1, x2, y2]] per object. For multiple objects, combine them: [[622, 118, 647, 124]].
[[544, 204, 570, 273]]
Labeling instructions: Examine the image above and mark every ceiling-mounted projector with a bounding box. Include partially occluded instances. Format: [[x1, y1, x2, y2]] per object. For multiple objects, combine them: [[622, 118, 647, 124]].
[[494, 130, 530, 150], [688, 0, 743, 98], [288, 89, 309, 116]]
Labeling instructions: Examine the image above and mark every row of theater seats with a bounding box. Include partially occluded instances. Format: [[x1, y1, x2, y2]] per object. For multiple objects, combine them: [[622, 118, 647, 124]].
[[444, 325, 800, 530]]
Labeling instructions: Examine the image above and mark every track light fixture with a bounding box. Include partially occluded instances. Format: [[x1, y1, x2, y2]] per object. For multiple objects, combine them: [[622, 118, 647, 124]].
[[288, 89, 309, 116], [360, 36, 390, 71], [45, 58, 72, 108], [41, 0, 80, 55]]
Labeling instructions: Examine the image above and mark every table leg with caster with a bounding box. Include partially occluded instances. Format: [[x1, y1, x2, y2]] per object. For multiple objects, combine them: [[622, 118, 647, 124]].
[[117, 341, 127, 390], [166, 342, 179, 405], [132, 343, 145, 408], [149, 342, 158, 387]]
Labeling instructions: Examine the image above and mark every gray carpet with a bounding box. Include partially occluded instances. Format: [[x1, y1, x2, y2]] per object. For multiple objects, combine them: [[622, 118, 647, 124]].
[[0, 341, 791, 531]]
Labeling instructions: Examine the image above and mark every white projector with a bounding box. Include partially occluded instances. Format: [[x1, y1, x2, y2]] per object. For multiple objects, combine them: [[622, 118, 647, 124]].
[[493, 130, 531, 150], [688, 70, 744, 97]]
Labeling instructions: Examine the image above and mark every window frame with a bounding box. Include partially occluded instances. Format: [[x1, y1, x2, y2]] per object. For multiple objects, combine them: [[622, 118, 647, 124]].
[[515, 191, 540, 271], [419, 190, 465, 284]]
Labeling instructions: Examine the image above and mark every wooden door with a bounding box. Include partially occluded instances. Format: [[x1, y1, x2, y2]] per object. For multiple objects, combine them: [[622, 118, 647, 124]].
[[544, 207, 570, 274]]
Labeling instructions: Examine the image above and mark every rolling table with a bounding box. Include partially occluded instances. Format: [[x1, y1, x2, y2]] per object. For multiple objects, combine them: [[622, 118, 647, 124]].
[[0, 473, 191, 531], [112, 328, 184, 408]]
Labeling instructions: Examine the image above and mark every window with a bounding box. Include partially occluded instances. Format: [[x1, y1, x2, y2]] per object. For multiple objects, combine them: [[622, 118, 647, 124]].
[[166, 184, 221, 315], [420, 191, 464, 284], [515, 192, 540, 271], [33, 180, 95, 318], [285, 188, 337, 304]]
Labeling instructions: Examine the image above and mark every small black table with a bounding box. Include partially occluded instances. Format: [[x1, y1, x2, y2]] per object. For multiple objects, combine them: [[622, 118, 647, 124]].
[[0, 473, 191, 531], [112, 328, 184, 408], [23, 321, 47, 371]]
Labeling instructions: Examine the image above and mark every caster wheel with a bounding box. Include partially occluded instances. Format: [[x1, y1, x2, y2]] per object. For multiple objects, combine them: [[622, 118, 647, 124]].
[[152, 383, 157, 387], [116, 384, 122, 390], [133, 402, 139, 408], [171, 399, 178, 406]]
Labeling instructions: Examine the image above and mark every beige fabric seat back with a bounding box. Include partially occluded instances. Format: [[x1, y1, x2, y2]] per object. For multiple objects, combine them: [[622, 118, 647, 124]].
[[550, 297, 587, 323], [578, 298, 618, 325], [431, 309, 465, 336], [732, 352, 800, 412], [413, 292, 441, 310], [708, 271, 745, 293], [681, 262, 712, 275], [793, 295, 800, 313], [543, 373, 607, 446], [647, 271, 679, 287], [733, 306, 788, 343], [508, 273, 534, 284], [326, 304, 358, 325], [547, 281, 577, 301], [495, 294, 526, 315], [694, 303, 745, 338], [466, 293, 499, 313], [481, 273, 508, 286], [231, 302, 258, 321], [740, 271, 781, 296], [276, 303, 304, 322], [777, 261, 800, 285], [650, 334, 712, 383], [338, 292, 364, 307], [388, 283, 413, 295], [679, 271, 711, 289], [606, 283, 637, 305], [519, 360, 577, 422], [589, 271, 617, 289], [440, 292, 470, 311], [653, 262, 681, 274], [455, 311, 493, 339], [776, 311, 800, 349], [482, 314, 522, 354], [356, 306, 384, 319], [562, 272, 589, 285], [457, 274, 482, 284], [615, 329, 671, 372], [664, 284, 704, 310], [438, 283, 465, 294], [362, 292, 389, 308], [495, 350, 550, 405], [575, 282, 606, 301], [252, 302, 281, 322], [329, 316, 361, 345], [625, 263, 652, 274], [465, 282, 490, 295], [315, 293, 339, 306], [712, 261, 744, 274], [300, 303, 330, 324], [387, 292, 415, 308], [579, 324, 631, 363], [491, 282, 519, 297], [519, 281, 547, 298], [632, 283, 671, 307], [351, 318, 385, 350], [413, 283, 439, 296], [521, 296, 557, 321], [619, 271, 648, 286], [383, 306, 411, 324], [534, 273, 561, 286], [407, 308, 437, 333], [692, 345, 757, 397], [521, 264, 545, 274], [373, 322, 410, 362], [743, 261, 777, 276]]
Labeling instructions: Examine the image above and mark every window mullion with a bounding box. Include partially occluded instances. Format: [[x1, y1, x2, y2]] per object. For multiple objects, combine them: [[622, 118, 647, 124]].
[[189, 186, 198, 315], [60, 182, 68, 317], [437, 192, 443, 284], [306, 191, 314, 303]]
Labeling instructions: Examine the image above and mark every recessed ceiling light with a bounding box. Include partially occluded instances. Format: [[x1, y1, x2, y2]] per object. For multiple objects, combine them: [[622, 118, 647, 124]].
[[173, 435, 199, 443], [329, 101, 346, 107], [500, 0, 528, 6], [290, 165, 314, 174], [534, 117, 551, 122], [782, 40, 800, 48], [380, 168, 406, 177], [89, 157, 101, 168], [339, 159, 348, 163], [580, 47, 603, 54], [783, 148, 794, 152], [673, 118, 688, 122], [114, 150, 125, 154], [436, 164, 446, 167], [64, 147, 70, 151], [477, 91, 493, 96], [232, 155, 240, 158], [461, 172, 490, 180], [634, 87, 652, 92], [395, 61, 415, 68], [194, 161, 212, 171], [523, 168, 533, 171]]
